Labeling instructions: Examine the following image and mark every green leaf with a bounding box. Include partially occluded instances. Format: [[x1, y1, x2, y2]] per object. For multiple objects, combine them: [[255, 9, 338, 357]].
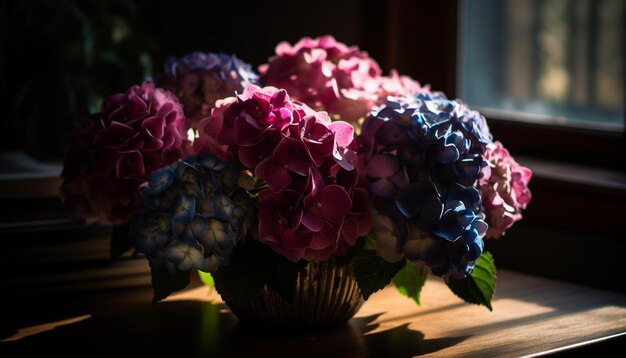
[[363, 233, 377, 250], [151, 268, 190, 304], [446, 251, 496, 311], [213, 238, 273, 306], [198, 271, 215, 288], [352, 250, 406, 300], [392, 262, 427, 305], [110, 224, 133, 258]]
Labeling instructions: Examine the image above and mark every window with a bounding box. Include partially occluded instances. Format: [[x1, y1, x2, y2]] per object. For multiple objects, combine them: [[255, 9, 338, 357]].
[[460, 0, 624, 131], [455, 0, 625, 169]]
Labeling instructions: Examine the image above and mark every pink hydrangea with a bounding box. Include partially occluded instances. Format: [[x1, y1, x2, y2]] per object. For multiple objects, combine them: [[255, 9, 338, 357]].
[[378, 70, 430, 99], [478, 141, 532, 239], [192, 97, 236, 160], [200, 85, 371, 261], [60, 83, 188, 224], [260, 36, 427, 125]]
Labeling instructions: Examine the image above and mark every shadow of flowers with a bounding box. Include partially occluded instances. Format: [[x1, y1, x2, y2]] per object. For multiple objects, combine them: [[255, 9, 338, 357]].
[[0, 298, 469, 357]]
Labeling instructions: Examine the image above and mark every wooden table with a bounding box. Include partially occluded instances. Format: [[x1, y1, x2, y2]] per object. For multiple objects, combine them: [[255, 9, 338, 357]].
[[1, 270, 625, 357]]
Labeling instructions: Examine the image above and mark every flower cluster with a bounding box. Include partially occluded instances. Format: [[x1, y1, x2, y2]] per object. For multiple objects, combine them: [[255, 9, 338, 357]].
[[478, 141, 532, 239], [359, 93, 495, 278], [60, 35, 532, 309], [201, 85, 371, 262], [260, 35, 427, 125], [131, 155, 254, 273], [60, 83, 187, 224], [157, 52, 258, 128]]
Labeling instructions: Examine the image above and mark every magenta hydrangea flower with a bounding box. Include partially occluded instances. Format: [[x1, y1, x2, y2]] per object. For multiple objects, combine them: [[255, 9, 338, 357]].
[[156, 52, 258, 128], [259, 36, 428, 125], [478, 141, 532, 239], [201, 85, 371, 261], [60, 83, 188, 224], [192, 97, 237, 160]]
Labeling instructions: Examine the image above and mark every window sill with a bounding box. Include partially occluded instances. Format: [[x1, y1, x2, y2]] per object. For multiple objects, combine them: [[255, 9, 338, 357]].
[[486, 117, 626, 170], [517, 155, 626, 195], [0, 151, 61, 200]]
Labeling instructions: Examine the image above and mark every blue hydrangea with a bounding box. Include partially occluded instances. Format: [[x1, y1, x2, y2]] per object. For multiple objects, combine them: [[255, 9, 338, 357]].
[[361, 94, 491, 278], [131, 155, 254, 274]]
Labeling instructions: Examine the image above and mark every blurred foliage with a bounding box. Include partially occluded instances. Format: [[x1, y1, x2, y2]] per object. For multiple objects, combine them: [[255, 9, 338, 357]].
[[0, 0, 159, 160]]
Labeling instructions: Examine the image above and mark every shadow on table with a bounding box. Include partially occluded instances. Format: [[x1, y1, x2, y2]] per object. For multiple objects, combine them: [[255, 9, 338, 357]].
[[0, 298, 469, 357]]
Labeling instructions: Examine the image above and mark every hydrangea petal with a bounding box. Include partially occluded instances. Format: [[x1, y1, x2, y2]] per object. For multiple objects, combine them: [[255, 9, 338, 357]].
[[116, 151, 145, 179], [301, 194, 324, 232], [309, 229, 335, 250], [145, 166, 175, 195], [172, 192, 196, 224], [272, 137, 310, 176], [396, 183, 441, 221], [282, 229, 312, 250], [320, 185, 352, 224], [181, 216, 209, 243], [260, 158, 292, 192], [404, 233, 441, 261], [367, 154, 400, 179], [142, 116, 166, 139], [371, 179, 396, 198]]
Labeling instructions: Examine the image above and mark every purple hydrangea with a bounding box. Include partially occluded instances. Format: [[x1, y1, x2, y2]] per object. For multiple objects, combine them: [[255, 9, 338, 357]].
[[156, 52, 259, 128], [359, 93, 492, 279]]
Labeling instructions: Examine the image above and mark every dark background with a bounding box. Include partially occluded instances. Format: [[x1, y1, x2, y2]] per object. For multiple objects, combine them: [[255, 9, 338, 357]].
[[0, 0, 362, 159], [0, 0, 461, 160]]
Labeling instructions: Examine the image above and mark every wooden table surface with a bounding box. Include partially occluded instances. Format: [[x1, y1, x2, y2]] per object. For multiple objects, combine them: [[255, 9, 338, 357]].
[[1, 269, 625, 357]]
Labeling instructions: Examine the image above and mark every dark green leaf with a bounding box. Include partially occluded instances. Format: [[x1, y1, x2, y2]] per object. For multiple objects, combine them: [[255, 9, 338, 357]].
[[352, 250, 406, 300], [110, 224, 133, 258], [392, 262, 427, 305], [213, 238, 273, 306], [446, 251, 496, 311], [151, 268, 190, 304]]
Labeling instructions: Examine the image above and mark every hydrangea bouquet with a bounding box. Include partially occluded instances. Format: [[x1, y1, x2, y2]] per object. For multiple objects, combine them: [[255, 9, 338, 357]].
[[61, 36, 531, 318]]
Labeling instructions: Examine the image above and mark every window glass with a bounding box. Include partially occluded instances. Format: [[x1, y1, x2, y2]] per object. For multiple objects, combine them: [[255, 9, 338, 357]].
[[459, 0, 624, 130]]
